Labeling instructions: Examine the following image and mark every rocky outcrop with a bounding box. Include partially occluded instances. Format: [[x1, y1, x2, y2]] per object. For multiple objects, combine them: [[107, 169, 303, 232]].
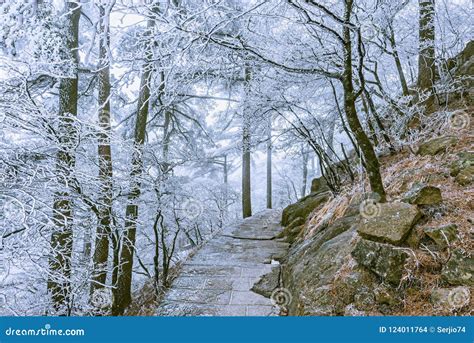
[[417, 136, 458, 156], [352, 239, 409, 284], [274, 193, 421, 315], [281, 191, 330, 226], [270, 134, 471, 316], [402, 183, 442, 205], [282, 229, 359, 315], [442, 249, 474, 286], [276, 217, 305, 243], [310, 176, 329, 193], [356, 203, 421, 245]]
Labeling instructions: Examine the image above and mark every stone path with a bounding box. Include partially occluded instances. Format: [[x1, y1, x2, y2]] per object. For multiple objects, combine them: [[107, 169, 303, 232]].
[[156, 210, 289, 316]]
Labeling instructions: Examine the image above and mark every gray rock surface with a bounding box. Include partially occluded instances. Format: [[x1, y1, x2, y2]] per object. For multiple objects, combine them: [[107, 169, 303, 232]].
[[403, 183, 442, 205], [352, 239, 409, 284], [276, 216, 305, 243], [416, 136, 458, 156], [282, 223, 359, 315], [450, 152, 474, 186], [311, 176, 329, 193], [424, 224, 458, 248], [281, 192, 330, 226], [357, 202, 421, 245], [441, 249, 474, 286]]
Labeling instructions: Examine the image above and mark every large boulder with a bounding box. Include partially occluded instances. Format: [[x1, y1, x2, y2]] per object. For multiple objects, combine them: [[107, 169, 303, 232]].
[[282, 227, 359, 315], [281, 192, 330, 226], [441, 249, 474, 286], [310, 176, 329, 194], [357, 202, 421, 245], [416, 136, 458, 156], [352, 239, 409, 284], [424, 224, 458, 249], [276, 217, 305, 243], [402, 183, 442, 205]]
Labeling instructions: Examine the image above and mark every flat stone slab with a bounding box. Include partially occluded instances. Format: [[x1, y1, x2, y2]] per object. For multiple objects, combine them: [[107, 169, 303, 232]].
[[166, 289, 231, 305], [157, 210, 287, 316], [357, 202, 421, 245], [230, 291, 270, 306]]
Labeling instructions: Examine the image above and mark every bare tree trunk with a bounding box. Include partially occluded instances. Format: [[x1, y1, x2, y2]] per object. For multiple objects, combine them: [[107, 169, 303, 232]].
[[266, 117, 272, 209], [242, 67, 252, 218], [418, 0, 436, 110], [341, 0, 386, 202], [301, 147, 309, 197], [90, 3, 113, 303], [159, 69, 172, 168], [361, 94, 379, 146], [111, 17, 155, 316], [389, 25, 410, 97], [47, 1, 80, 315]]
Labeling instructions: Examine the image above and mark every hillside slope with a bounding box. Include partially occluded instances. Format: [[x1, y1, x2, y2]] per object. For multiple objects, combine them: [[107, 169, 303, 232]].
[[272, 128, 473, 316]]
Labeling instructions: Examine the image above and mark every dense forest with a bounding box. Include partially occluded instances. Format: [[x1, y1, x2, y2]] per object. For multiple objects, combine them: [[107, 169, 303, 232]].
[[0, 0, 472, 316]]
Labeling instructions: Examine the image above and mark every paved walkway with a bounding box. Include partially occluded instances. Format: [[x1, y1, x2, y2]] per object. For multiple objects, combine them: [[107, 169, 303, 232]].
[[156, 210, 289, 316]]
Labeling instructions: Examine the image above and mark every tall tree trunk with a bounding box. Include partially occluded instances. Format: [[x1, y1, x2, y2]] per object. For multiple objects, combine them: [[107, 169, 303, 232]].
[[90, 3, 113, 304], [242, 67, 252, 218], [223, 155, 228, 213], [160, 70, 172, 167], [341, 0, 386, 202], [111, 17, 155, 316], [389, 24, 410, 97], [418, 0, 436, 110], [361, 94, 379, 146], [47, 1, 80, 315], [266, 117, 272, 209]]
